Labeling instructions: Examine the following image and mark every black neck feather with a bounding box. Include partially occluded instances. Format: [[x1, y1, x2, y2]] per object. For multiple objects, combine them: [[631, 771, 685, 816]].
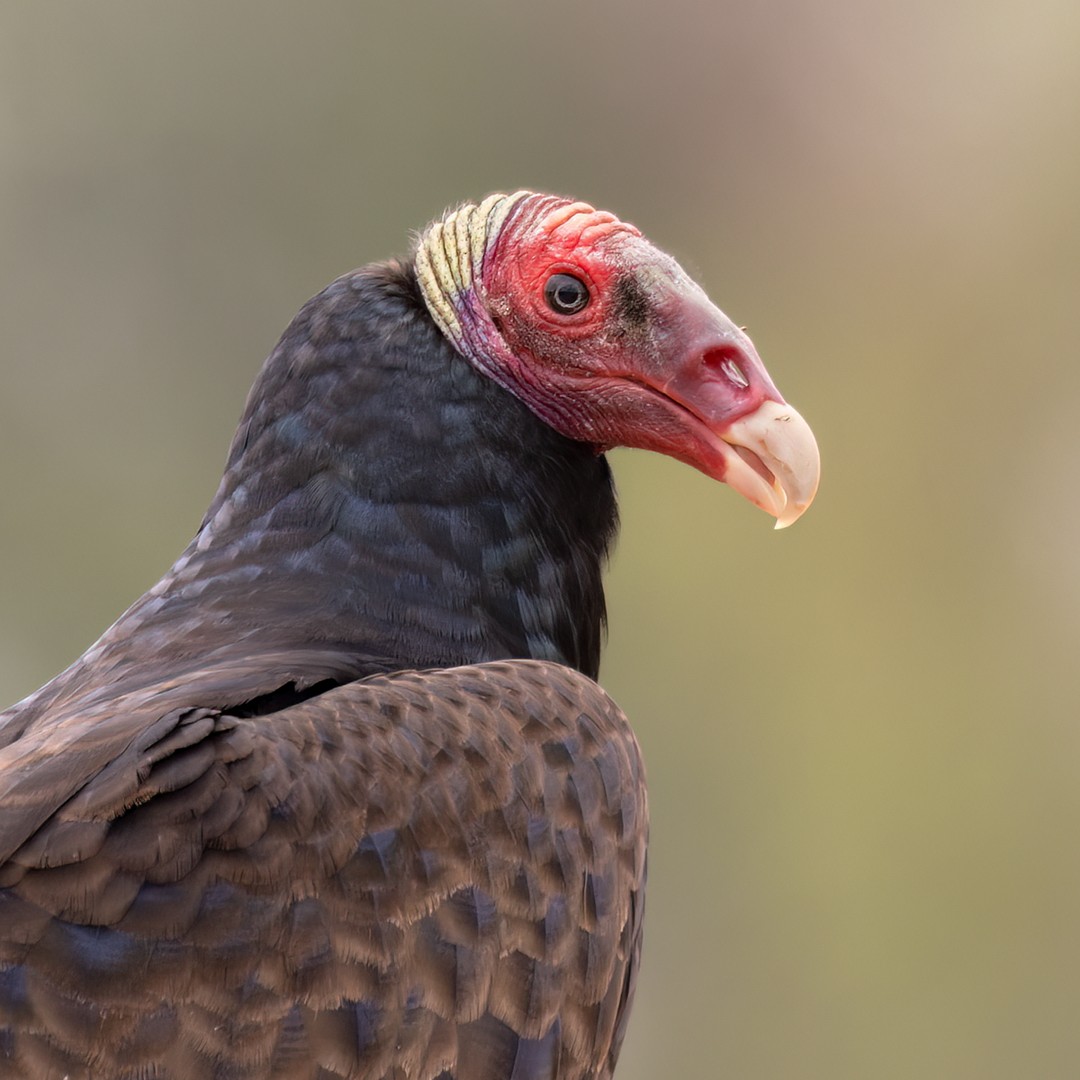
[[105, 261, 618, 684]]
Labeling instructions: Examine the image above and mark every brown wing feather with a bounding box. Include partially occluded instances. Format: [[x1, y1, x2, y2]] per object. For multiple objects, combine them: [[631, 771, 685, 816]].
[[0, 660, 647, 1080]]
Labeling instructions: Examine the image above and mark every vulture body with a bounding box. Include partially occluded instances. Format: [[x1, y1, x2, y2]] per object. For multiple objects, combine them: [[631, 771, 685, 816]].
[[0, 193, 818, 1079]]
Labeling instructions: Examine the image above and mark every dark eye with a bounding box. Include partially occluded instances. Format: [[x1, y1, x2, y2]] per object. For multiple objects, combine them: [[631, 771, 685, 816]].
[[544, 273, 590, 315]]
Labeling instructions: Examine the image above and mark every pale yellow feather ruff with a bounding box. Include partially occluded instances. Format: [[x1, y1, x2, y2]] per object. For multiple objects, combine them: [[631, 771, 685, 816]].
[[414, 191, 532, 348]]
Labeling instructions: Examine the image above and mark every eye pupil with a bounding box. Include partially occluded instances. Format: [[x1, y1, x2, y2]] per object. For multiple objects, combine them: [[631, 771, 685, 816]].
[[544, 273, 590, 314]]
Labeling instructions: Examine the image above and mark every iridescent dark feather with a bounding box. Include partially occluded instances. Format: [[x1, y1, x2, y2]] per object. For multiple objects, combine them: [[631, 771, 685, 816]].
[[1, 663, 645, 1080]]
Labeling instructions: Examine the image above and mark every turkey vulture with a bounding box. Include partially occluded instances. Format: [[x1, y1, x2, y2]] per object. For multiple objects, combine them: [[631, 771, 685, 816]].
[[0, 192, 818, 1079]]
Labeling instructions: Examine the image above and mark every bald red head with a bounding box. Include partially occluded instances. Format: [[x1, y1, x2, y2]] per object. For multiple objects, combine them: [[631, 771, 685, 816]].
[[416, 193, 819, 527]]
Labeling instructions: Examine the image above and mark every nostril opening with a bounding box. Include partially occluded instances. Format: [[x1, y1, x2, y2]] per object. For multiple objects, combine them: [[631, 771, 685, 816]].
[[702, 346, 750, 389]]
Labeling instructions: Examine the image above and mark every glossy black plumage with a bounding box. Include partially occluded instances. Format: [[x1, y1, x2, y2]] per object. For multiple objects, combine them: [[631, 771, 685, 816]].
[[0, 261, 642, 1078]]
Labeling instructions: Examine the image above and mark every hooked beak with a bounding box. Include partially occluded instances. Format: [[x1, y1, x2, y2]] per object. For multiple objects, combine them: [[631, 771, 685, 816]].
[[718, 399, 819, 528], [649, 296, 820, 528]]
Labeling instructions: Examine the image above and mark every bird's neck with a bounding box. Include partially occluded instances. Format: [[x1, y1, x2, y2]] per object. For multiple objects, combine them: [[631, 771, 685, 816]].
[[111, 262, 618, 683]]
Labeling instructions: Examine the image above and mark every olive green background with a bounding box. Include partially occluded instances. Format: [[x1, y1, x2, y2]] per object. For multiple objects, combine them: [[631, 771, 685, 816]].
[[1, 3, 1077, 1077]]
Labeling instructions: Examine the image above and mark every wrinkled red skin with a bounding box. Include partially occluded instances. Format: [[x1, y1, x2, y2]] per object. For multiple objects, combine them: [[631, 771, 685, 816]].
[[476, 197, 784, 484]]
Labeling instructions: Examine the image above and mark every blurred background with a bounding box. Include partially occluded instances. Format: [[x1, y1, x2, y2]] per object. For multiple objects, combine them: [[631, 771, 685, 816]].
[[1, 2, 1077, 1077]]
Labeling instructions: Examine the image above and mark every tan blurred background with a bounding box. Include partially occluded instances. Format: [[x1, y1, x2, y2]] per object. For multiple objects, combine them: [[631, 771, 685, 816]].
[[1, 2, 1077, 1077]]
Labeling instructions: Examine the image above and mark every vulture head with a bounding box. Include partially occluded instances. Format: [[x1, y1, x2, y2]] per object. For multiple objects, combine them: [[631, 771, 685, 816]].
[[416, 191, 819, 527]]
